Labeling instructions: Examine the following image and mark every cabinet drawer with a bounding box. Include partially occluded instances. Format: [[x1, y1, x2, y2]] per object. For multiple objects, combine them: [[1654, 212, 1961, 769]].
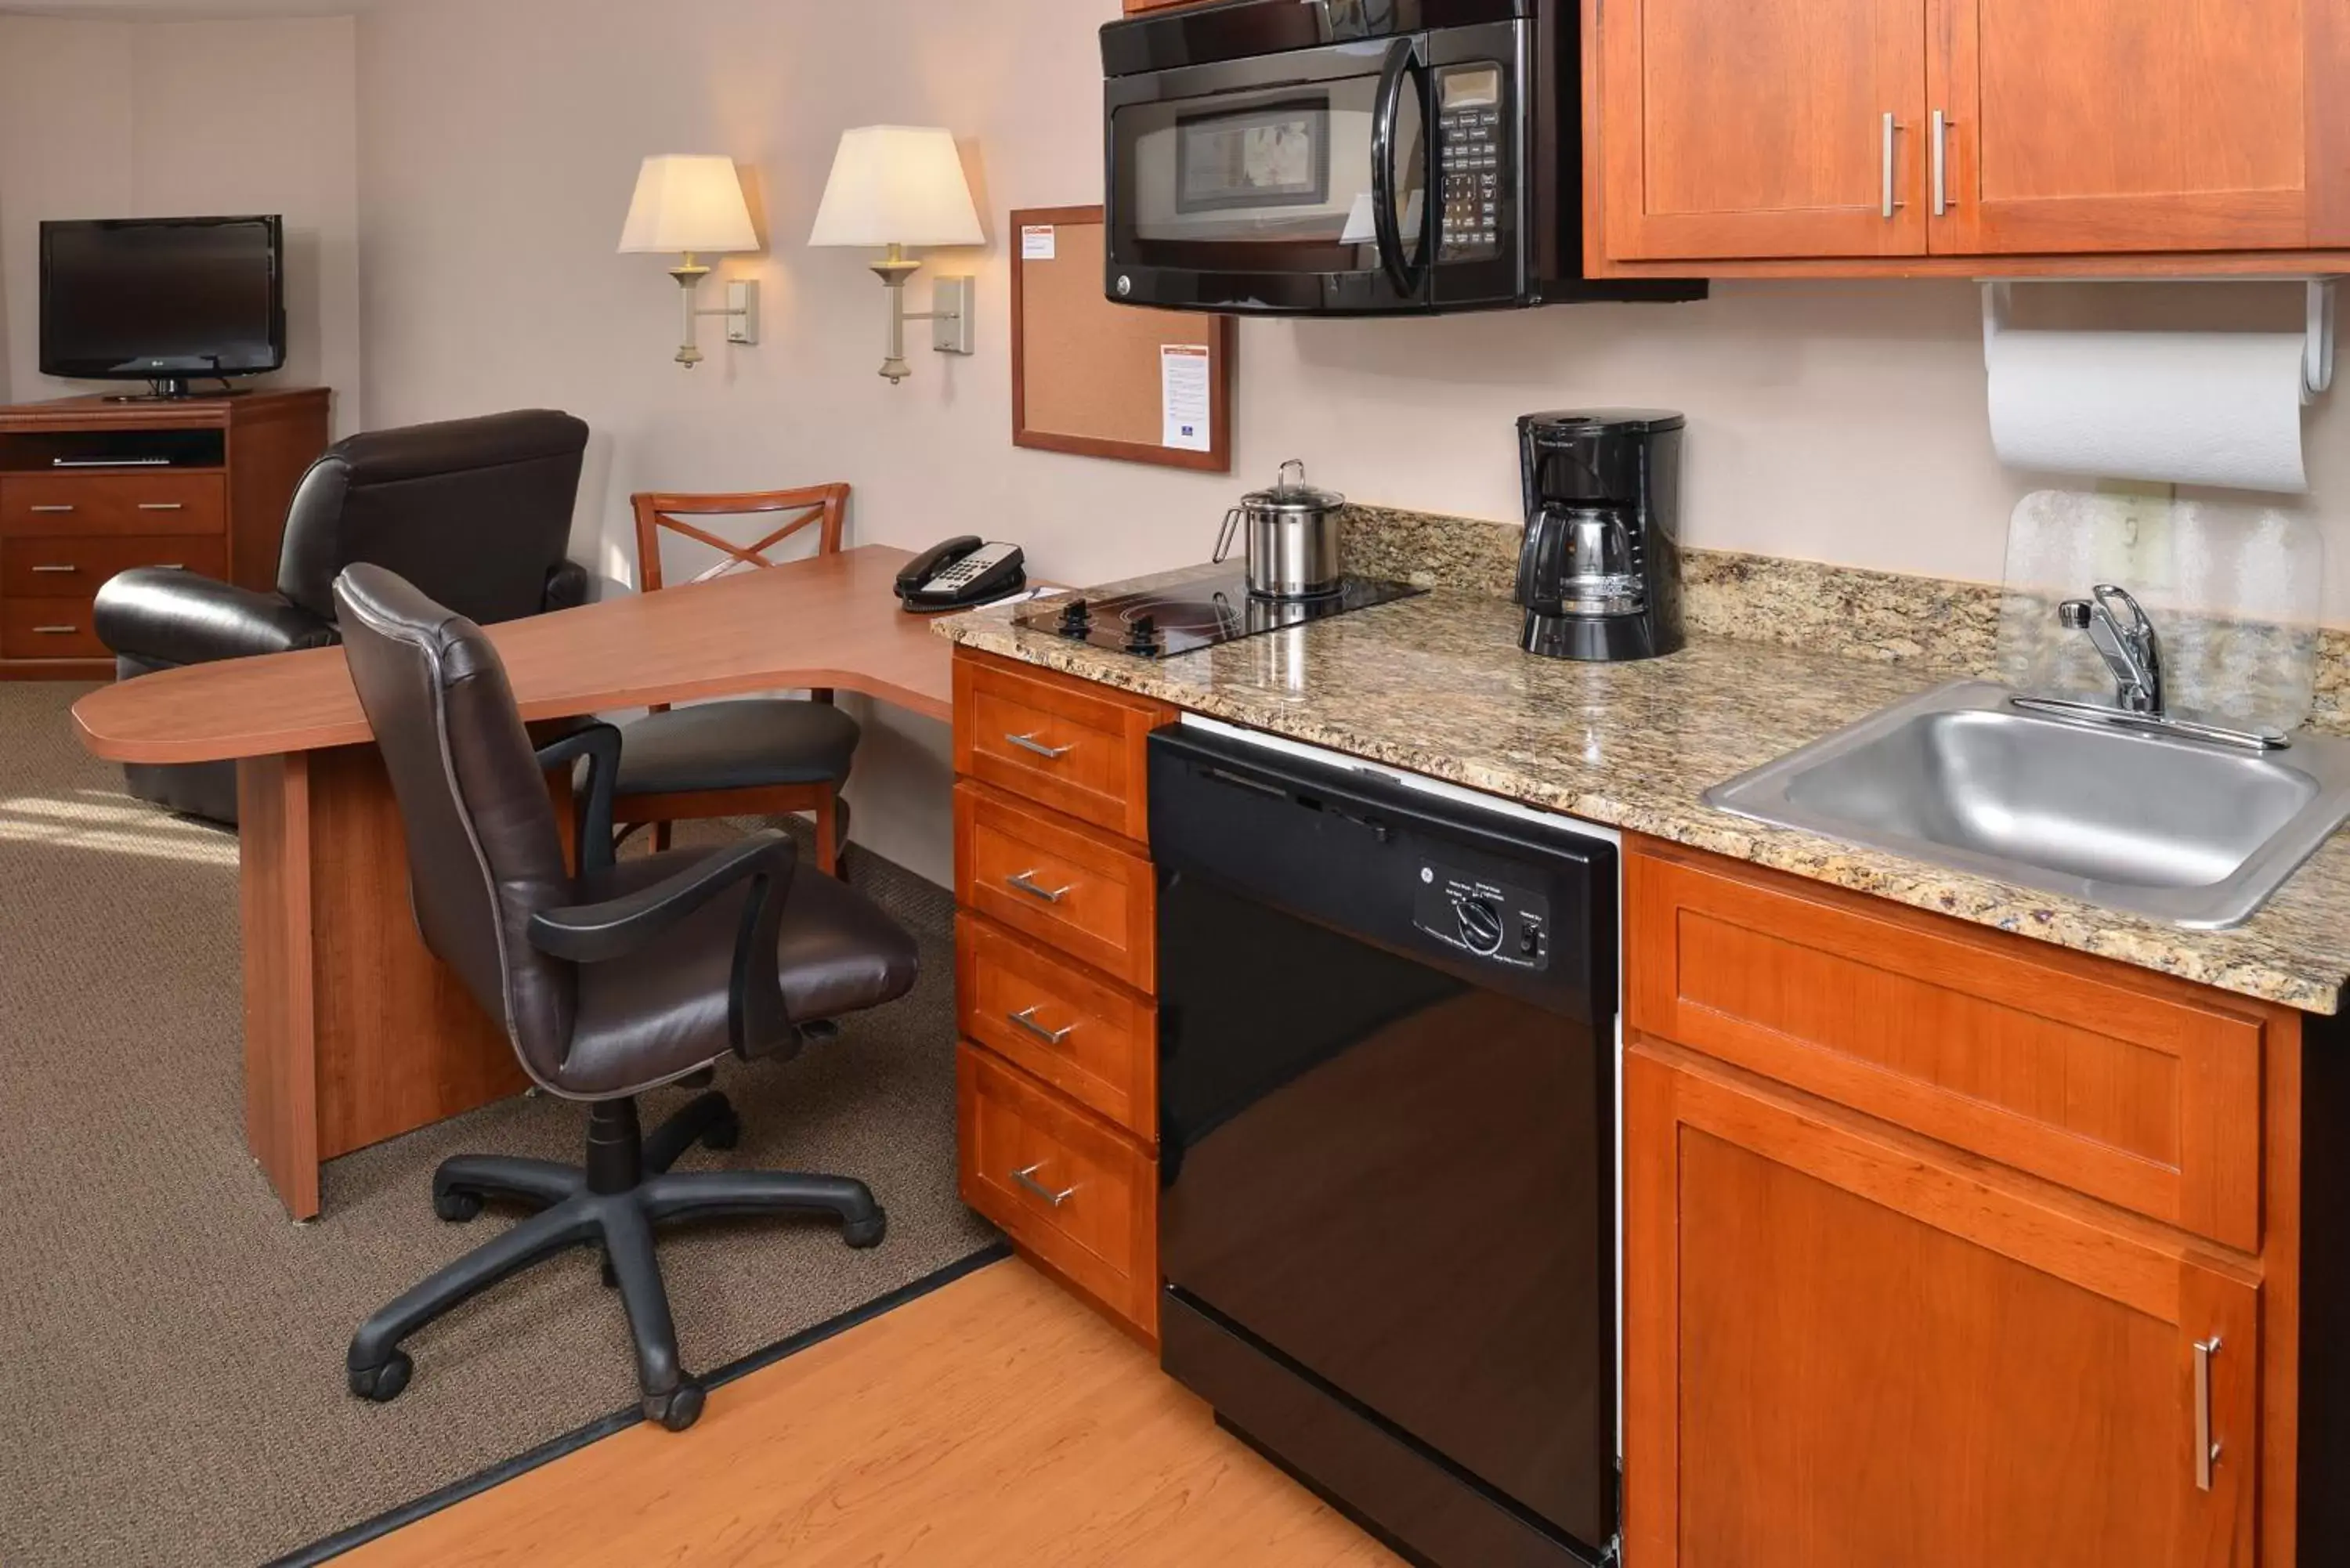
[[956, 782, 1155, 991], [1, 534, 226, 597], [1628, 840, 2266, 1252], [3, 598, 108, 659], [958, 913, 1155, 1140], [953, 649, 1173, 842], [958, 1042, 1157, 1336], [0, 472, 226, 537]]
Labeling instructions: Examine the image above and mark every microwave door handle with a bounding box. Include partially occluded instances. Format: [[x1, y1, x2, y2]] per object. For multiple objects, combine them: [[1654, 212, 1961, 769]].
[[1370, 37, 1425, 301]]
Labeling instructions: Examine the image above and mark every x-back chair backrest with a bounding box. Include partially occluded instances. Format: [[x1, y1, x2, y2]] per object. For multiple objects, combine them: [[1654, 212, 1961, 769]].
[[628, 485, 851, 594]]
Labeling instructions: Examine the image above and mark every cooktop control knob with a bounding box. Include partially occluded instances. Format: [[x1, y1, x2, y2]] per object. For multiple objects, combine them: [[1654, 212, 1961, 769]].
[[1058, 598, 1092, 638], [1455, 896, 1506, 956], [1124, 613, 1160, 656]]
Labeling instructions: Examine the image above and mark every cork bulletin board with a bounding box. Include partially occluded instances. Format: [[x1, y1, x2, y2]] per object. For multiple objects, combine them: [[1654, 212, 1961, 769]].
[[1010, 205, 1235, 472]]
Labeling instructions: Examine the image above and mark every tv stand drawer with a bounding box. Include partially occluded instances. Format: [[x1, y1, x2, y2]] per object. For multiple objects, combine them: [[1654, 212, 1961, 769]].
[[2, 535, 226, 597], [0, 472, 226, 537]]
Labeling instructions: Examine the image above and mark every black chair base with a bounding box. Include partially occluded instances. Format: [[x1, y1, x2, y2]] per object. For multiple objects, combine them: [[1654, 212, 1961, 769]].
[[345, 1091, 884, 1432]]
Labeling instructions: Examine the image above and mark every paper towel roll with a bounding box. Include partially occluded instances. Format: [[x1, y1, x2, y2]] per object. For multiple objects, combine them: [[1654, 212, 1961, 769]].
[[1987, 330, 2310, 493]]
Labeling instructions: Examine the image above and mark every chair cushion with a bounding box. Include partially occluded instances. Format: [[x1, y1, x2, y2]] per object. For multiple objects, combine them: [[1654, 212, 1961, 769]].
[[614, 699, 861, 797], [562, 847, 919, 1095]]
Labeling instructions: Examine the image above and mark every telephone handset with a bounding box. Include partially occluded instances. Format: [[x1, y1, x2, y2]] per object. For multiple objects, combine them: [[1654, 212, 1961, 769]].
[[895, 536, 1028, 612]]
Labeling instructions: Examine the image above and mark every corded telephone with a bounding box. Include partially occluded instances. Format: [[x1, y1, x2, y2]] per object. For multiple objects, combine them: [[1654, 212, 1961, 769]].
[[895, 536, 1027, 612]]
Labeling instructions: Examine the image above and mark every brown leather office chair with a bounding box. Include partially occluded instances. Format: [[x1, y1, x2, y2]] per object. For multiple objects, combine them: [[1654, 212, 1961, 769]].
[[612, 486, 859, 874], [95, 410, 593, 825], [332, 562, 917, 1432]]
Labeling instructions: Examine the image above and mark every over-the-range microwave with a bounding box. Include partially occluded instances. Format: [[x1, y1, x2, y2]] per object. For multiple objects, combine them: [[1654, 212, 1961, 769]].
[[1101, 0, 1704, 316]]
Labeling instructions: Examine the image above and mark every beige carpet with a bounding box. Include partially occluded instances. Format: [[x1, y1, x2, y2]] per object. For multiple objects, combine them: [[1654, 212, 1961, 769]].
[[0, 683, 996, 1567]]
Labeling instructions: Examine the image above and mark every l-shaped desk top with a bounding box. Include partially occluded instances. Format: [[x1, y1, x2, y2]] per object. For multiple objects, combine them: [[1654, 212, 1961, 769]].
[[72, 544, 953, 764]]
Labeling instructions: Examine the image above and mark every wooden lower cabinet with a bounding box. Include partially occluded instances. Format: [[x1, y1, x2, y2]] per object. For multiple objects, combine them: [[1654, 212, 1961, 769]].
[[1625, 1041, 2259, 1568]]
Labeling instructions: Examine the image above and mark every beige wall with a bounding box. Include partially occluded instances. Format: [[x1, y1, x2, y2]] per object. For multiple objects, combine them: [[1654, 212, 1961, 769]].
[[345, 0, 2350, 881], [0, 14, 362, 428]]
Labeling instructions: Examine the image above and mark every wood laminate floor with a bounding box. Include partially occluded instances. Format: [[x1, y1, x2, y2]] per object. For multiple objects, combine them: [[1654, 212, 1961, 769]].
[[345, 1257, 1402, 1567]]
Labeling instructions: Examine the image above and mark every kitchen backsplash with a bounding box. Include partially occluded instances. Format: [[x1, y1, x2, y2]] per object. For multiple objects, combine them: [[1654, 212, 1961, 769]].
[[1341, 501, 2350, 733]]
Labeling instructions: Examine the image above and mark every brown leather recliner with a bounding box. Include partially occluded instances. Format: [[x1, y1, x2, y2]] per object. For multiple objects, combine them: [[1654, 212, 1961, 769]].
[[331, 562, 919, 1432], [94, 410, 593, 825]]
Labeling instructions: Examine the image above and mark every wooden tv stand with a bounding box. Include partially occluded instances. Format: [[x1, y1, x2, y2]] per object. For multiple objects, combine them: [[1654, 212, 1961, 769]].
[[0, 386, 330, 680]]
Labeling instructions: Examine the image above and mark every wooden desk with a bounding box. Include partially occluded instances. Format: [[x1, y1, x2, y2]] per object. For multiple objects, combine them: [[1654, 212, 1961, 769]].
[[72, 545, 954, 1218]]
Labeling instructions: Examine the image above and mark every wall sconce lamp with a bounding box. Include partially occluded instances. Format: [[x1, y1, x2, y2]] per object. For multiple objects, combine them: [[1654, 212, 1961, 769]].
[[619, 154, 762, 367], [808, 126, 983, 384]]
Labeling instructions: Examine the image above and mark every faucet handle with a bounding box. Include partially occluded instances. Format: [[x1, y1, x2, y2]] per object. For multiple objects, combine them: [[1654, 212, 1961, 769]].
[[2057, 600, 2094, 630]]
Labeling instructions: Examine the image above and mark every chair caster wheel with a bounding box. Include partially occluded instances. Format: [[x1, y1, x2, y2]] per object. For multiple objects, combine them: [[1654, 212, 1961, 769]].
[[350, 1350, 413, 1404], [433, 1189, 484, 1223], [842, 1209, 887, 1248], [702, 1110, 741, 1152], [645, 1379, 705, 1432]]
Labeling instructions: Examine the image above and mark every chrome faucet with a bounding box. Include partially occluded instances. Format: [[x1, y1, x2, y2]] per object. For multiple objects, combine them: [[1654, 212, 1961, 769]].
[[2058, 583, 2164, 715]]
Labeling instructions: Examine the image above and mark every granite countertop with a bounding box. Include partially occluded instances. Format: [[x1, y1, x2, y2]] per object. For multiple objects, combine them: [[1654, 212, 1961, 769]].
[[941, 567, 2350, 1014]]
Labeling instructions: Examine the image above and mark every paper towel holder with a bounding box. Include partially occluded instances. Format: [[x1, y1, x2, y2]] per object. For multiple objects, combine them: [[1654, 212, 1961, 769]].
[[1981, 277, 2337, 397]]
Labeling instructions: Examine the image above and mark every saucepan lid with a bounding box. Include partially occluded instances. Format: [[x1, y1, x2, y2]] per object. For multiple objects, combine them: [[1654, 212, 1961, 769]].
[[1239, 458, 1344, 515]]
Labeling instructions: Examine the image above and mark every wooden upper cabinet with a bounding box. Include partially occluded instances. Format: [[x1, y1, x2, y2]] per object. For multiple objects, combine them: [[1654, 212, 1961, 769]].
[[1597, 0, 1930, 260], [1625, 1045, 2261, 1568], [1930, 0, 2337, 253], [1592, 0, 2350, 265]]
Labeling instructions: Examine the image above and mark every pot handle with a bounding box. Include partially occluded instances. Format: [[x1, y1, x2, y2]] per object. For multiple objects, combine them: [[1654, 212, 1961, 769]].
[[1214, 506, 1245, 564]]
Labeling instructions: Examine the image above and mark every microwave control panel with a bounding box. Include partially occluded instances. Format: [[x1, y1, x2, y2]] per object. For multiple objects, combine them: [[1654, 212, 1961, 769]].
[[1435, 63, 1505, 263]]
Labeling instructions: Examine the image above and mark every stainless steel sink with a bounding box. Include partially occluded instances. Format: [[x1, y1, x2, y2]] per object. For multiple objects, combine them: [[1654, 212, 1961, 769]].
[[1703, 681, 2350, 929]]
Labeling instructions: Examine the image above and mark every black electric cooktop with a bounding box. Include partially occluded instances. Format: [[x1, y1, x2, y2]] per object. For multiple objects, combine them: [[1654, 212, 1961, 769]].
[[1014, 572, 1425, 659]]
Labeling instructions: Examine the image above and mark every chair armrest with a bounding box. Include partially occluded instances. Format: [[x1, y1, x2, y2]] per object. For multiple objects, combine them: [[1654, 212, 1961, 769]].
[[93, 569, 338, 667], [527, 831, 797, 1054], [541, 559, 593, 613], [533, 722, 621, 876]]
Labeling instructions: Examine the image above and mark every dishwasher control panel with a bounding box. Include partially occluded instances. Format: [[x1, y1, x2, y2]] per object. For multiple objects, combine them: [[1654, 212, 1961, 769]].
[[1414, 862, 1549, 971]]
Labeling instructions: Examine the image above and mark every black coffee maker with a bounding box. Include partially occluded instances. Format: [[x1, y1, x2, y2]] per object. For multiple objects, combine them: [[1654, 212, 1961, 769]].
[[1515, 410, 1685, 662]]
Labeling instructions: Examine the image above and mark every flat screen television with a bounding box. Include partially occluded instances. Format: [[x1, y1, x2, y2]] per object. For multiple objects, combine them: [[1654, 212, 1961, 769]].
[[39, 215, 286, 398]]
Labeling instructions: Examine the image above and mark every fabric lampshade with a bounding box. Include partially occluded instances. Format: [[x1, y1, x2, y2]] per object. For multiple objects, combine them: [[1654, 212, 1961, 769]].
[[807, 126, 983, 250], [617, 155, 760, 255]]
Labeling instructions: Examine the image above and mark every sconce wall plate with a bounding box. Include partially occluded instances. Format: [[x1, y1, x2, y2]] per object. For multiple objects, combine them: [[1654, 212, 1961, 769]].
[[932, 276, 975, 355]]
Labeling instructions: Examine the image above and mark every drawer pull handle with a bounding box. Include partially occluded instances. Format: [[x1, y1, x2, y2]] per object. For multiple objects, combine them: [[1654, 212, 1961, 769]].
[[1005, 731, 1074, 760], [2194, 1335, 2223, 1492], [33, 624, 80, 635], [30, 564, 78, 574], [1006, 869, 1072, 904], [137, 501, 185, 511], [1013, 1163, 1076, 1207], [27, 504, 75, 514], [1010, 1006, 1074, 1046]]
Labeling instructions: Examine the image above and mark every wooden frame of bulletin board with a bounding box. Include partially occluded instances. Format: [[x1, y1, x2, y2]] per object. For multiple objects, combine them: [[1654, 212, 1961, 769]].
[[1011, 205, 1235, 472]]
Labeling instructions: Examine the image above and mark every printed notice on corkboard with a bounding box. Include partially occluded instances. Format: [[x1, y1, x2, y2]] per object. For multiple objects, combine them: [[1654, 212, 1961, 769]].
[[1011, 204, 1234, 471]]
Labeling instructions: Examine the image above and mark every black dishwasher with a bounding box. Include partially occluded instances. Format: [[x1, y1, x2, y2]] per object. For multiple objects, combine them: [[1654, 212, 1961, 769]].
[[1150, 724, 1618, 1568]]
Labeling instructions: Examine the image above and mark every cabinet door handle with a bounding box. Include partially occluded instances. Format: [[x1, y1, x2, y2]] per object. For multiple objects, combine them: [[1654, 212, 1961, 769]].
[[1931, 110, 1951, 217], [1006, 869, 1072, 905], [1881, 112, 1904, 219], [32, 624, 80, 635], [1010, 1006, 1075, 1046], [137, 501, 185, 511], [27, 504, 74, 514], [1012, 1163, 1076, 1207], [29, 563, 78, 574], [1005, 732, 1073, 760], [2194, 1335, 2223, 1491]]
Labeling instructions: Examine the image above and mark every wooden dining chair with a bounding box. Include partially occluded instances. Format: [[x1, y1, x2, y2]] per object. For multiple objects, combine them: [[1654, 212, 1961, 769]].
[[611, 485, 859, 875]]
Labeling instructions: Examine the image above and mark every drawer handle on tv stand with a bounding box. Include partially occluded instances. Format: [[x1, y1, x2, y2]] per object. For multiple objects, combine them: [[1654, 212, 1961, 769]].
[[1013, 1164, 1076, 1208], [32, 625, 80, 636], [138, 502, 185, 511], [27, 504, 74, 515], [30, 564, 78, 574]]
